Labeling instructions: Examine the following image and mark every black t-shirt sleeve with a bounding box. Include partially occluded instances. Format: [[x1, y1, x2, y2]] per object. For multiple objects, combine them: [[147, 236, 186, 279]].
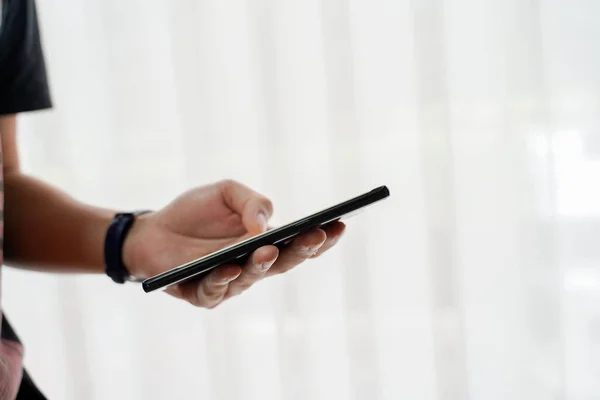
[[0, 0, 52, 116]]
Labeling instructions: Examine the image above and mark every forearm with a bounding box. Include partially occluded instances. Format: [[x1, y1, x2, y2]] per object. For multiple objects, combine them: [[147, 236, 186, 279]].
[[4, 171, 114, 273]]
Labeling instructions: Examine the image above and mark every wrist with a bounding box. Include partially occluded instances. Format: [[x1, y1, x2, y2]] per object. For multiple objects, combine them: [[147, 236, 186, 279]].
[[121, 211, 153, 279], [104, 210, 153, 283]]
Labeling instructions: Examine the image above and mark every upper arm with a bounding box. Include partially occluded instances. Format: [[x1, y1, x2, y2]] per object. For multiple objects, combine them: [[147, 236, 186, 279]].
[[0, 115, 19, 173]]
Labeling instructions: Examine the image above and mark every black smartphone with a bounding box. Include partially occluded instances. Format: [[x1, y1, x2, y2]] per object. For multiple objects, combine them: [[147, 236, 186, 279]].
[[141, 185, 390, 293]]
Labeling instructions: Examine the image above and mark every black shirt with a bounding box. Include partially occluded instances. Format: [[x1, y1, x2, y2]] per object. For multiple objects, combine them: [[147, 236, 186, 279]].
[[0, 0, 52, 398], [0, 0, 52, 115]]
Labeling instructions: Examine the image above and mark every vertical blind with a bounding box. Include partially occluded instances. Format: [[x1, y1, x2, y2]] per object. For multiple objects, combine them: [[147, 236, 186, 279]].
[[4, 0, 600, 399]]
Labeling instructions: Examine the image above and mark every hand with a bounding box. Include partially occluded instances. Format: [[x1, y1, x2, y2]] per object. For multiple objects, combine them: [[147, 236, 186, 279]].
[[122, 180, 345, 308]]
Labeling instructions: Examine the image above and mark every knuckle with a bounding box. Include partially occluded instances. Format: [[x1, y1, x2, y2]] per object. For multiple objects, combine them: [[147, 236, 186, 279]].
[[202, 288, 224, 300], [197, 292, 224, 309], [262, 198, 274, 215], [200, 283, 227, 301]]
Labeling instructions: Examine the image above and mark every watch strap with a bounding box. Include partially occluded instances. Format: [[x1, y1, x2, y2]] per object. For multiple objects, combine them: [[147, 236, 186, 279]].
[[104, 210, 152, 284]]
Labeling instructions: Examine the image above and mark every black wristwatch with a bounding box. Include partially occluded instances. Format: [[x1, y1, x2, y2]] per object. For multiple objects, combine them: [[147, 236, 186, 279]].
[[104, 210, 152, 284]]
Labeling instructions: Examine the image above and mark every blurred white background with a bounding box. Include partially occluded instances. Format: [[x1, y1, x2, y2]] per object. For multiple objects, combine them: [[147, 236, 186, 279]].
[[3, 0, 600, 399]]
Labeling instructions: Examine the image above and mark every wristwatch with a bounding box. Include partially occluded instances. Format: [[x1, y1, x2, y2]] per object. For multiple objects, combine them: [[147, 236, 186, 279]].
[[104, 210, 152, 284]]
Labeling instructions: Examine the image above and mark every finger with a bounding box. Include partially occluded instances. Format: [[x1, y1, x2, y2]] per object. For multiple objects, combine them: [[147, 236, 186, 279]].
[[197, 265, 242, 307], [219, 180, 274, 235], [310, 221, 346, 258], [266, 228, 327, 276], [173, 264, 241, 308], [226, 245, 278, 297]]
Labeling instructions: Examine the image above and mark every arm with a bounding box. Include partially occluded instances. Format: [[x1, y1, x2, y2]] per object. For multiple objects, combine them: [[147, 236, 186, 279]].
[[0, 115, 344, 307], [1, 115, 113, 273]]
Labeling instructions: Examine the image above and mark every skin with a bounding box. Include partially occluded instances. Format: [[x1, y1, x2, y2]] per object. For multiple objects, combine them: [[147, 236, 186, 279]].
[[0, 115, 345, 308]]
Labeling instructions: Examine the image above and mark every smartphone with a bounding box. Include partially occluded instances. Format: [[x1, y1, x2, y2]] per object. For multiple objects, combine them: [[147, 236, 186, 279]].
[[141, 185, 390, 293]]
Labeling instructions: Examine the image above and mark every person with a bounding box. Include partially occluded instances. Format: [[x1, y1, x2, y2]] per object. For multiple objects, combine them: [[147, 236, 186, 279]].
[[0, 0, 345, 398]]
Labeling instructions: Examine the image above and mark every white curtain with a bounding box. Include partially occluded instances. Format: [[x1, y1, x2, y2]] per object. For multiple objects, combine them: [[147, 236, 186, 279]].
[[4, 0, 600, 399]]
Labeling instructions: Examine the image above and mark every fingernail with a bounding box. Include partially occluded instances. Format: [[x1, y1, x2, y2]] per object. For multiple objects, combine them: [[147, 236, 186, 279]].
[[259, 262, 272, 272], [256, 212, 268, 232], [308, 243, 323, 251], [308, 244, 323, 253], [223, 274, 238, 283]]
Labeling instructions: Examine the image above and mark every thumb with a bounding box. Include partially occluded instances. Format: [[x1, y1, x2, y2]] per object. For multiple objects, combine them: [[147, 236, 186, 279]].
[[242, 196, 273, 236], [219, 180, 274, 236]]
